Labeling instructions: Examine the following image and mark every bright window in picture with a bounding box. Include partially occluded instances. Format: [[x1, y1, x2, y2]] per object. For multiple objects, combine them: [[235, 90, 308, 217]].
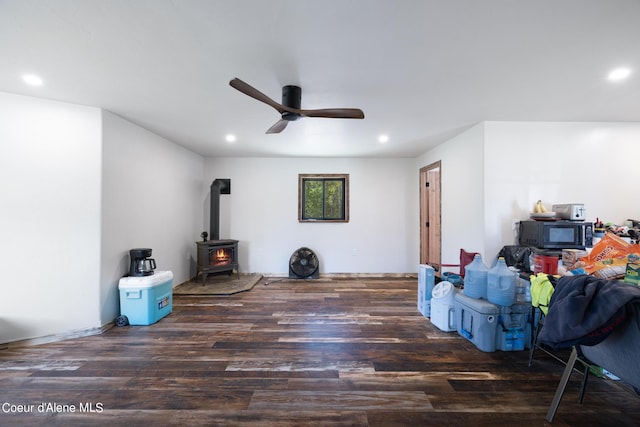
[[299, 174, 349, 222]]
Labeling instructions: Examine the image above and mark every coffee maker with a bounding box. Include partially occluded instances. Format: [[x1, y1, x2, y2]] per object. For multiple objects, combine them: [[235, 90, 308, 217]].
[[129, 248, 156, 277]]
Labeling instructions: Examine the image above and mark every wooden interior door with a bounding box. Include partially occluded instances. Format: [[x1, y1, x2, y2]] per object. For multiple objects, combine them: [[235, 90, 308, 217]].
[[420, 162, 441, 268]]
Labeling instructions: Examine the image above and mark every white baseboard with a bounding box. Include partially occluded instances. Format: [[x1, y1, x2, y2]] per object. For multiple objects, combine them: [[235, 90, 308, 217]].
[[260, 272, 417, 279], [1, 322, 114, 350]]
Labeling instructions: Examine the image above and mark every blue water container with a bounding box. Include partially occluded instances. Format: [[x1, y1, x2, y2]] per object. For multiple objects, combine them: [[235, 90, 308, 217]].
[[487, 257, 516, 307], [463, 254, 488, 299]]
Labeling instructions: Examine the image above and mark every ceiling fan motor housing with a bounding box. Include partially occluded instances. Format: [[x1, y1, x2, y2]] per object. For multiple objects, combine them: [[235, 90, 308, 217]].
[[282, 85, 301, 121]]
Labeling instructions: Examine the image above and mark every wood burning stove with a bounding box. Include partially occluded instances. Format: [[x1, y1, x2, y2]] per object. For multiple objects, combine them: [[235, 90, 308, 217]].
[[196, 239, 238, 284], [196, 178, 239, 284]]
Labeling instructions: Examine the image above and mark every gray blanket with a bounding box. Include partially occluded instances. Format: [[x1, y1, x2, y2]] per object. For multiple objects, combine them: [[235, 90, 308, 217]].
[[538, 275, 640, 349]]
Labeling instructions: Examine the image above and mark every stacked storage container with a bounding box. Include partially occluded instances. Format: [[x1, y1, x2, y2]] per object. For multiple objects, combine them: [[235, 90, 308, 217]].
[[451, 255, 531, 353], [419, 255, 531, 352]]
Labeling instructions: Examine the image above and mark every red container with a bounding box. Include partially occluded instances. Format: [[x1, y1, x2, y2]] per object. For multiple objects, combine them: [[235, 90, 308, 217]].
[[534, 254, 558, 275]]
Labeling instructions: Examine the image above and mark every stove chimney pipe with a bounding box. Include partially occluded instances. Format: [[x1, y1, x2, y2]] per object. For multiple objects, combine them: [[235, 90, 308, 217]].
[[210, 179, 230, 241]]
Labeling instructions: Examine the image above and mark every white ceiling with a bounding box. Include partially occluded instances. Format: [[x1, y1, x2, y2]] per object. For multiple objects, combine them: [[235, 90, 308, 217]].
[[1, 0, 639, 158]]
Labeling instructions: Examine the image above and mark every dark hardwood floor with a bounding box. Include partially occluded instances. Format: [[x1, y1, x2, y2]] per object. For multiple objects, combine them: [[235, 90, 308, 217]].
[[1, 277, 639, 426]]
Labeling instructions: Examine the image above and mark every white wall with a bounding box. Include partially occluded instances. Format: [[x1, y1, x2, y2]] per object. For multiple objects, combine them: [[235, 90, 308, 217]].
[[0, 92, 102, 343], [416, 121, 640, 268], [8, 95, 636, 344], [204, 157, 418, 275], [100, 111, 204, 323], [0, 93, 204, 344], [483, 121, 640, 262], [415, 123, 487, 267]]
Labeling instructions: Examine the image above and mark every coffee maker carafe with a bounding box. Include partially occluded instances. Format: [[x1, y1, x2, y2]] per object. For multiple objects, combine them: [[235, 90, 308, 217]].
[[129, 248, 156, 277]]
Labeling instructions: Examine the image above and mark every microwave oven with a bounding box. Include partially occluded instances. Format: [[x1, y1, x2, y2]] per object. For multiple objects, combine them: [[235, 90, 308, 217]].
[[519, 220, 593, 249]]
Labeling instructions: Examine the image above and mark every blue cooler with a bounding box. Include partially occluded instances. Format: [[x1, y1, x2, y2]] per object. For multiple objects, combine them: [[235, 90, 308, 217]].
[[454, 292, 500, 352], [118, 270, 173, 325]]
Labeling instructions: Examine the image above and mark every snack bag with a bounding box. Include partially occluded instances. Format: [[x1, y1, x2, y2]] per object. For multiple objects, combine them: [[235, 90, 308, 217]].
[[576, 232, 640, 278], [581, 232, 632, 263]]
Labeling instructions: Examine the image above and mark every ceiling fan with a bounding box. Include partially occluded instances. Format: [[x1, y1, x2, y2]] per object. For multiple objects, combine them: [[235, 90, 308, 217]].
[[229, 78, 365, 134]]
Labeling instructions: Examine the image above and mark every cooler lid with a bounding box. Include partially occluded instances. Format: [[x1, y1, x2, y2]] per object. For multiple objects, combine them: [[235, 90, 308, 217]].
[[454, 292, 500, 314], [118, 270, 173, 289]]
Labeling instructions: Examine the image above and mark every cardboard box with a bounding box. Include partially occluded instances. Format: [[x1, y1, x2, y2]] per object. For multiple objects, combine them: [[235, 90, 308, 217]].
[[118, 270, 173, 325], [562, 249, 588, 268]]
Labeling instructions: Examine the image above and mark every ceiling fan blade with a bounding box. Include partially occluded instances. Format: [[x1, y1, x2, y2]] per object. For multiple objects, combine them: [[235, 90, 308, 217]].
[[229, 78, 286, 114], [266, 119, 288, 134], [299, 108, 365, 119], [230, 78, 365, 132]]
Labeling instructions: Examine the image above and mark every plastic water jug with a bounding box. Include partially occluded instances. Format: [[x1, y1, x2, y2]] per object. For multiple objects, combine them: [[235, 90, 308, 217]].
[[432, 281, 456, 305], [487, 257, 517, 306], [463, 254, 488, 299], [431, 281, 457, 332]]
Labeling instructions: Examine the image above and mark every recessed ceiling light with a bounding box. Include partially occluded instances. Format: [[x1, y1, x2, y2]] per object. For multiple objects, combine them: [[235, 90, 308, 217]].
[[608, 67, 631, 81], [225, 134, 236, 143], [378, 135, 389, 143], [22, 74, 43, 86]]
